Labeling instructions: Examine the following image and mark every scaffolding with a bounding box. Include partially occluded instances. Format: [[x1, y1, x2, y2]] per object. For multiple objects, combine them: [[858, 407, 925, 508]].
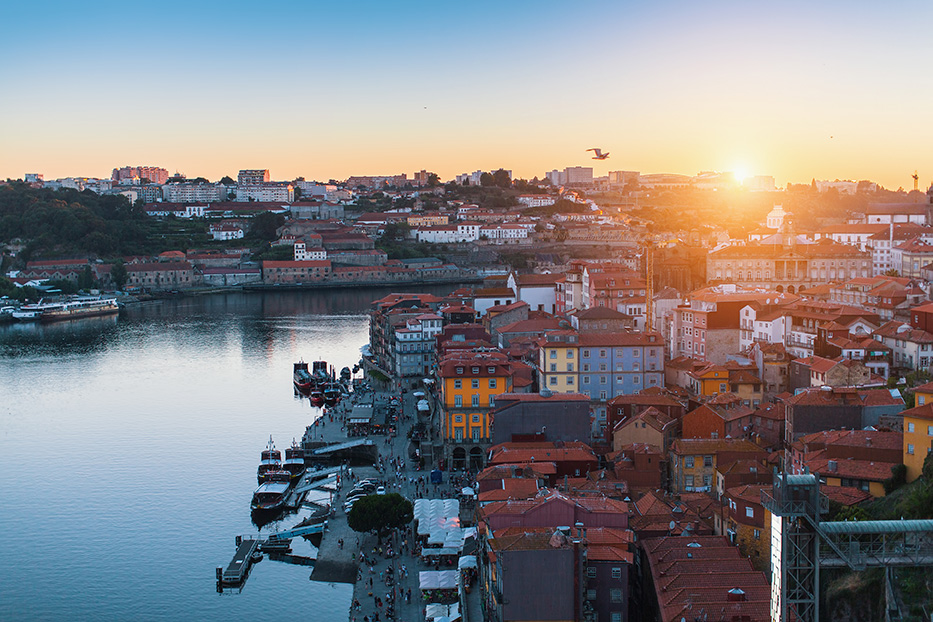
[[762, 472, 933, 622]]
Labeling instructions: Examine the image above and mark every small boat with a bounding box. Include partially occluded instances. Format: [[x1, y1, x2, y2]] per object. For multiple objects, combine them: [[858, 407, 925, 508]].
[[322, 383, 341, 407], [311, 360, 330, 383], [257, 436, 283, 484], [294, 360, 314, 396], [309, 389, 325, 407], [283, 439, 305, 481]]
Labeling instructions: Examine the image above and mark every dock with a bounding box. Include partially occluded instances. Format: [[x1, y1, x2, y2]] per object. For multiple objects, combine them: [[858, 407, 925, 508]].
[[219, 537, 259, 586]]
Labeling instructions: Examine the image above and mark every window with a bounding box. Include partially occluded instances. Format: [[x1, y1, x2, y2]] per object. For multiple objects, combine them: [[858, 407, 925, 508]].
[[550, 350, 557, 359], [471, 379, 479, 389], [685, 475, 694, 487], [582, 375, 590, 384], [928, 426, 933, 436], [598, 363, 607, 371], [568, 376, 575, 385], [754, 529, 761, 540], [586, 567, 596, 578], [586, 589, 596, 601], [611, 567, 622, 579], [550, 363, 557, 372], [472, 414, 480, 423], [600, 349, 607, 358], [567, 363, 574, 372], [583, 364, 590, 372], [746, 507, 754, 518], [611, 614, 622, 622], [488, 378, 497, 389], [550, 377, 557, 386], [567, 350, 573, 358], [704, 455, 713, 467], [487, 366, 495, 374], [907, 444, 915, 455], [472, 367, 479, 374], [582, 349, 590, 358], [454, 379, 462, 389], [472, 427, 480, 441], [455, 428, 463, 441], [685, 456, 695, 468], [454, 414, 463, 423], [600, 376, 608, 384], [719, 383, 727, 393], [454, 395, 462, 407], [908, 422, 915, 433], [703, 474, 712, 486], [610, 588, 622, 603], [599, 391, 607, 400], [471, 394, 480, 407]]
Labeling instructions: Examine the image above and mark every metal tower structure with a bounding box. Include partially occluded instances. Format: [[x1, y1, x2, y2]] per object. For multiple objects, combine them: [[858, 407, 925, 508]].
[[763, 472, 933, 622]]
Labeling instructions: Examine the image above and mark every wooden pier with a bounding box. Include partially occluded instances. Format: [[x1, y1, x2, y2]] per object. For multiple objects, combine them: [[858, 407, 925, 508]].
[[218, 537, 259, 586]]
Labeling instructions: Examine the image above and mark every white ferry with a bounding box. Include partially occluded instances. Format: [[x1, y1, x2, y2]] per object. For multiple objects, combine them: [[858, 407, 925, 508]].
[[12, 296, 120, 322]]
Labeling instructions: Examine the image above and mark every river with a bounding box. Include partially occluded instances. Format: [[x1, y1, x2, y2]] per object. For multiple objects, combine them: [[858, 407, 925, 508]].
[[0, 287, 450, 621]]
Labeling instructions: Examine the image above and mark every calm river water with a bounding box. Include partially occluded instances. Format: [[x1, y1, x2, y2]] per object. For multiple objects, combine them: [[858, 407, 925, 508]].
[[0, 287, 451, 621]]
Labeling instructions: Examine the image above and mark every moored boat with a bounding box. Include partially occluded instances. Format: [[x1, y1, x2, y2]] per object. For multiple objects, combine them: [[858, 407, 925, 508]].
[[12, 296, 119, 322], [293, 361, 314, 395], [322, 383, 341, 407], [257, 436, 283, 484], [283, 439, 305, 481], [308, 389, 325, 407], [250, 481, 290, 513]]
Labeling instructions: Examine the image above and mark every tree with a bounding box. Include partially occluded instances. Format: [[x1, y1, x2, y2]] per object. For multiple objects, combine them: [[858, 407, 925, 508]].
[[347, 493, 413, 535], [427, 173, 440, 187], [219, 175, 235, 186], [480, 172, 494, 187], [111, 260, 127, 290], [924, 450, 933, 482], [247, 212, 285, 241], [492, 169, 511, 189], [77, 265, 96, 291], [884, 268, 900, 277]]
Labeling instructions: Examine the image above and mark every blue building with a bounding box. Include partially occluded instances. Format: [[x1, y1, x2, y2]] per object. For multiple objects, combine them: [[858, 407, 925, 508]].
[[578, 332, 665, 434]]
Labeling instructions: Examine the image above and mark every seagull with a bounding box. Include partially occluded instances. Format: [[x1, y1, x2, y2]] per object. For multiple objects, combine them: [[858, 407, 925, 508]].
[[587, 148, 610, 160]]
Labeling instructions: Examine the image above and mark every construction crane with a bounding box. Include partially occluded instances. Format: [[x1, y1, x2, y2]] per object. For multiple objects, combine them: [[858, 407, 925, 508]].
[[912, 170, 919, 191]]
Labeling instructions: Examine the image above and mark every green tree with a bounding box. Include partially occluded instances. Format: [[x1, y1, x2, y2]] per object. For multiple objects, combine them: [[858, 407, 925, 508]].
[[347, 493, 413, 535], [247, 212, 286, 241], [924, 450, 933, 482], [77, 265, 96, 290], [492, 168, 511, 189], [111, 260, 127, 290], [427, 173, 440, 187], [480, 172, 494, 187]]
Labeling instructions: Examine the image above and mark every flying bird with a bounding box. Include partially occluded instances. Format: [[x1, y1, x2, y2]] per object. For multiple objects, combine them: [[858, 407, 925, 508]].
[[587, 148, 610, 160]]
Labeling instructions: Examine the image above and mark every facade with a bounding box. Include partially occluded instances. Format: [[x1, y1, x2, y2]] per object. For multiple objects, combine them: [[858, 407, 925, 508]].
[[125, 261, 196, 290], [236, 182, 294, 203], [237, 169, 270, 185], [392, 313, 442, 378], [437, 350, 514, 470], [538, 331, 580, 394], [490, 393, 592, 446], [161, 183, 226, 203], [901, 402, 933, 482], [669, 438, 767, 494], [112, 165, 169, 185], [260, 260, 331, 284]]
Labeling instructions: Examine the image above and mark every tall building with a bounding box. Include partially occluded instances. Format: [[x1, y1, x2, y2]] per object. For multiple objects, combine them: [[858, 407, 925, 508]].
[[111, 166, 169, 185], [238, 169, 270, 185], [162, 183, 226, 203]]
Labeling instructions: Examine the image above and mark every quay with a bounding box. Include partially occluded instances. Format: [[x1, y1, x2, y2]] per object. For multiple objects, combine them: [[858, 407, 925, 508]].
[[218, 537, 259, 586]]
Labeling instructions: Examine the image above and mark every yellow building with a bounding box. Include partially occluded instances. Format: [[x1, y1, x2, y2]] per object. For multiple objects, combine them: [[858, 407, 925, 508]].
[[437, 350, 513, 470], [900, 402, 933, 482], [687, 363, 730, 396], [407, 214, 449, 227], [914, 381, 933, 407], [537, 331, 579, 393]]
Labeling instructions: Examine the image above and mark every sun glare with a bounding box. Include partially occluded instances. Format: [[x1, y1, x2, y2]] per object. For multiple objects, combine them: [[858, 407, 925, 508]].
[[733, 167, 749, 184]]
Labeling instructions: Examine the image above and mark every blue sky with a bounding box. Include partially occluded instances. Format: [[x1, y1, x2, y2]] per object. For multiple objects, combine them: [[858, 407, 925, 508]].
[[2, 1, 931, 189]]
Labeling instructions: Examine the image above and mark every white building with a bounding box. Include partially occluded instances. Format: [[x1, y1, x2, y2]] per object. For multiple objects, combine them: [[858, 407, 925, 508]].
[[209, 223, 245, 241], [516, 195, 556, 208], [414, 223, 480, 244], [162, 183, 227, 203], [294, 241, 327, 261], [236, 183, 294, 203], [765, 205, 787, 230], [479, 224, 529, 243]]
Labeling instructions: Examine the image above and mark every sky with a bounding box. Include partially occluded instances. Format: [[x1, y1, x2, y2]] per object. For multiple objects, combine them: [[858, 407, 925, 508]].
[[1, 0, 931, 189]]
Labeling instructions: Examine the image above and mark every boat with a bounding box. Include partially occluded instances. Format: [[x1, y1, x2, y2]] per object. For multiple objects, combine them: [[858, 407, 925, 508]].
[[283, 439, 305, 481], [12, 296, 119, 322], [257, 436, 283, 484], [293, 361, 314, 396], [322, 383, 341, 407], [308, 389, 325, 407], [250, 480, 290, 514], [310, 360, 330, 384]]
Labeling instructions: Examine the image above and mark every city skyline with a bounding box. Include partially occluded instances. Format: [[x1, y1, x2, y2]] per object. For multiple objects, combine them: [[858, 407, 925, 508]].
[[2, 1, 931, 190]]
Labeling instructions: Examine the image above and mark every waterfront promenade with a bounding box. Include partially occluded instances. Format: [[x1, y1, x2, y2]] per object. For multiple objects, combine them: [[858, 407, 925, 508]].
[[307, 383, 482, 622]]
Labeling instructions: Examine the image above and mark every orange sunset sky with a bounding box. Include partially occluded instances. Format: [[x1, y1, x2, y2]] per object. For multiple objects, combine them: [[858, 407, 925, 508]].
[[1, 1, 931, 190]]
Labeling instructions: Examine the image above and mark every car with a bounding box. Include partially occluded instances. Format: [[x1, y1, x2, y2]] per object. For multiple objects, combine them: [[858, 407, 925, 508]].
[[345, 491, 369, 502], [376, 486, 386, 495]]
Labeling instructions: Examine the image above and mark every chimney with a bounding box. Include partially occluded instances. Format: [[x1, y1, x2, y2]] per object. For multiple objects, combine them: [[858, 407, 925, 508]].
[[727, 587, 747, 602]]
